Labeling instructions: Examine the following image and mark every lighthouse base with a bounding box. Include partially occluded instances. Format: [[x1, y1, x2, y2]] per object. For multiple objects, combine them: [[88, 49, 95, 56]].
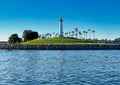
[[59, 35, 64, 37]]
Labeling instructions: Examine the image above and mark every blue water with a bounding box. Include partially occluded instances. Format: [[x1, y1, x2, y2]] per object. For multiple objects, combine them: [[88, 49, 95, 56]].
[[0, 50, 120, 85]]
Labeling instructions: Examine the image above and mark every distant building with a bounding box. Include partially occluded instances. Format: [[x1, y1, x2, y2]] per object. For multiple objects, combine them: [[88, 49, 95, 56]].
[[0, 41, 8, 45], [112, 38, 120, 44]]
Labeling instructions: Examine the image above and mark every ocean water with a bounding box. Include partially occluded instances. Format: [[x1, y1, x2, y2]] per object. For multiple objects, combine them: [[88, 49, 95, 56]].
[[0, 50, 120, 85]]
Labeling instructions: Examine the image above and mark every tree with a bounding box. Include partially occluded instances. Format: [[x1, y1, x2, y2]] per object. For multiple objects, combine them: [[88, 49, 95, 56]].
[[72, 31, 74, 38], [22, 30, 32, 41], [39, 35, 42, 38], [79, 31, 82, 39], [88, 29, 91, 39], [50, 33, 52, 38], [66, 32, 68, 37], [22, 30, 38, 41], [53, 32, 55, 37], [26, 32, 38, 40], [8, 34, 22, 44], [42, 34, 45, 39], [68, 32, 71, 37], [85, 31, 88, 39], [55, 33, 59, 37], [83, 31, 86, 39], [92, 30, 95, 40], [65, 32, 68, 37], [46, 33, 50, 39], [75, 28, 78, 39]]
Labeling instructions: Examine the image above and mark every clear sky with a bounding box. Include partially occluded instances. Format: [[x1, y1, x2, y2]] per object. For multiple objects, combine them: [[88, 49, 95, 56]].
[[0, 0, 120, 41]]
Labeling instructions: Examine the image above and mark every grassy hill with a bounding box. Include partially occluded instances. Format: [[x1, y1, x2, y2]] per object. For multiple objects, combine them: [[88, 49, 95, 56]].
[[21, 37, 98, 45]]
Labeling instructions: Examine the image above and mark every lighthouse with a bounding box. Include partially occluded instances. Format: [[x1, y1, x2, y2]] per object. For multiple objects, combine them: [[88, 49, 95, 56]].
[[59, 18, 63, 37]]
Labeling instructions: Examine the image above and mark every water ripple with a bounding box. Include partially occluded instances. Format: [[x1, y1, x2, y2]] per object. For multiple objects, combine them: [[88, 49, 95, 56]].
[[0, 50, 120, 84]]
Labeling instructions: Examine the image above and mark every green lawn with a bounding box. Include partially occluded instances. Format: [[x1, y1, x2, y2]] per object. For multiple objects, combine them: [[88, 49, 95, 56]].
[[21, 37, 100, 45]]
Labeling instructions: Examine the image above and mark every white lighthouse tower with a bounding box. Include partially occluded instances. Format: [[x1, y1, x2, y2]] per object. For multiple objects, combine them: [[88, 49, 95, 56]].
[[59, 18, 63, 37]]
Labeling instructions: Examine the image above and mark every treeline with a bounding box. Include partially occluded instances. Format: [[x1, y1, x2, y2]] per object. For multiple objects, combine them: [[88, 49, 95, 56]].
[[8, 28, 96, 44], [8, 30, 39, 44], [8, 28, 114, 44]]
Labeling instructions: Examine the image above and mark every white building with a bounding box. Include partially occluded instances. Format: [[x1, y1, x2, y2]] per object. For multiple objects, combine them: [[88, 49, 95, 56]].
[[59, 18, 64, 37]]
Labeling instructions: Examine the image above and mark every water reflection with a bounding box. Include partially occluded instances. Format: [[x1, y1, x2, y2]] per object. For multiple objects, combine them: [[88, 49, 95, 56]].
[[57, 51, 66, 83]]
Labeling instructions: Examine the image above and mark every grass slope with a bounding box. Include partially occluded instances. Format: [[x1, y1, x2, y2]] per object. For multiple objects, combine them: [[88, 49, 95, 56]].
[[21, 37, 98, 45]]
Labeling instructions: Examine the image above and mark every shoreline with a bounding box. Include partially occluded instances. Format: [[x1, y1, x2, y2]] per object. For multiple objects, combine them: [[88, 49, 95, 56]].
[[0, 44, 120, 50]]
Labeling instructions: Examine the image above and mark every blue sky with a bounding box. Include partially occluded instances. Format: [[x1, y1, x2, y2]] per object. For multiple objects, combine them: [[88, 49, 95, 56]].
[[0, 0, 120, 41]]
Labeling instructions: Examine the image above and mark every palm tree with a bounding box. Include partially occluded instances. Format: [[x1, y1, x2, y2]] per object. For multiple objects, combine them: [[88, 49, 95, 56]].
[[66, 32, 68, 37], [45, 33, 48, 39], [55, 33, 58, 37], [53, 32, 55, 37], [48, 33, 50, 38], [85, 31, 88, 39], [39, 35, 42, 38], [92, 30, 95, 40], [75, 28, 78, 39], [88, 29, 91, 39], [79, 31, 82, 39], [56, 33, 59, 37], [49, 33, 52, 38], [83, 31, 86, 39], [42, 34, 45, 39], [70, 31, 72, 37], [68, 32, 71, 37], [72, 31, 74, 38], [65, 33, 67, 37]]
